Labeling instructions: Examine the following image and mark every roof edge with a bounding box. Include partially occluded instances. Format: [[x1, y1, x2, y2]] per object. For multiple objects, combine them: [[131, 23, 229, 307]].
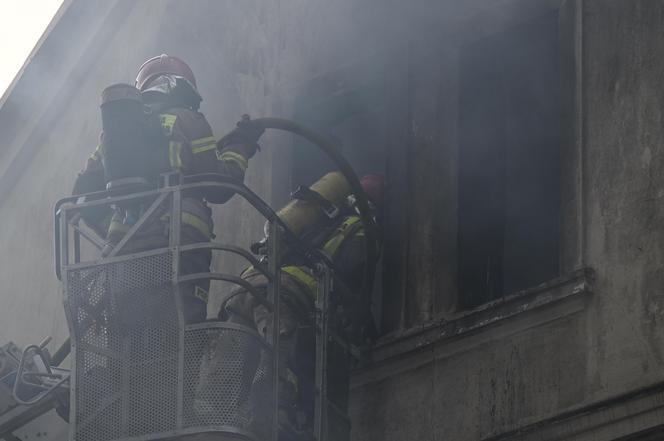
[[0, 0, 74, 108]]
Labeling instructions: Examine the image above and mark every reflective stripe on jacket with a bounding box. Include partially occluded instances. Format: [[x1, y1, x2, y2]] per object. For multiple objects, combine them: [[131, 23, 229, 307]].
[[228, 215, 366, 321], [159, 110, 252, 175], [107, 197, 212, 241], [281, 266, 318, 293], [322, 216, 363, 258], [74, 105, 256, 240], [282, 215, 364, 298]]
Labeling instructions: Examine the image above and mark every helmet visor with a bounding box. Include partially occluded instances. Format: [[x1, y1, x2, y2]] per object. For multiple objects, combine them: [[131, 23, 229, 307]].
[[141, 74, 178, 95]]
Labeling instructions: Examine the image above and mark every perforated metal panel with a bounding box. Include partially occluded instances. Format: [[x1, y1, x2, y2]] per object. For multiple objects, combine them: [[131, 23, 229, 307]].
[[65, 252, 271, 441], [66, 252, 177, 441], [183, 325, 273, 437]]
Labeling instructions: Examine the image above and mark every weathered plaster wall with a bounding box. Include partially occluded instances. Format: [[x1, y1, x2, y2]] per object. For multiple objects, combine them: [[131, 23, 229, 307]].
[[582, 0, 664, 398], [351, 1, 664, 440], [351, 315, 587, 440]]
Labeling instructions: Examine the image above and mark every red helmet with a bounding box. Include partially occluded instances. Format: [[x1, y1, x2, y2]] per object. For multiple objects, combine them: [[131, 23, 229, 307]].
[[360, 174, 385, 208], [135, 54, 197, 91]]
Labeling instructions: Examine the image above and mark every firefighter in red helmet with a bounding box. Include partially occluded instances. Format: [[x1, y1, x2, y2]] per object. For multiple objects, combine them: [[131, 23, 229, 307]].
[[208, 173, 385, 438], [135, 54, 198, 92], [73, 54, 264, 323], [133, 54, 261, 194]]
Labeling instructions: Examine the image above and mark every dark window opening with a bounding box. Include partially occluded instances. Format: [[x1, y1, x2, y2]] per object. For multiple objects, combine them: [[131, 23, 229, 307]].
[[457, 11, 561, 309]]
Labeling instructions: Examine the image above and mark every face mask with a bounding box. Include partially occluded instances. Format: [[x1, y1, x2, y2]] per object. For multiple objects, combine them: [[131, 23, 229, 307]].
[[142, 75, 202, 109], [141, 74, 179, 96]]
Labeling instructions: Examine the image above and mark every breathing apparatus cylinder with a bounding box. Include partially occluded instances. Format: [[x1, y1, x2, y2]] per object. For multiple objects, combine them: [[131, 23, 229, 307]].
[[99, 83, 168, 184], [275, 171, 352, 237]]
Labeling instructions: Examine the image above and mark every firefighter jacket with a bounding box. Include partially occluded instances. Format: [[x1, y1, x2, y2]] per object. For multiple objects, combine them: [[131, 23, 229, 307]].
[[73, 106, 256, 241], [283, 215, 367, 299], [232, 214, 371, 321]]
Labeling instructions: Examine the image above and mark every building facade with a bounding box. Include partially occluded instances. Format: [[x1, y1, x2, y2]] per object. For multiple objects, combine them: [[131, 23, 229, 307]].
[[2, 0, 664, 440]]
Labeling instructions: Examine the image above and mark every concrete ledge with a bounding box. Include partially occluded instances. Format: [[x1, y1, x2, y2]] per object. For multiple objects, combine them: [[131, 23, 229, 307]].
[[483, 381, 664, 441], [352, 268, 593, 387]]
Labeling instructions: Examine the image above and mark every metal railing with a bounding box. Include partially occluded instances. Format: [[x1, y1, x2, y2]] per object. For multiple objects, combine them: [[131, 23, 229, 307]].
[[54, 173, 285, 441], [46, 171, 362, 441], [11, 338, 70, 407], [8, 115, 378, 441]]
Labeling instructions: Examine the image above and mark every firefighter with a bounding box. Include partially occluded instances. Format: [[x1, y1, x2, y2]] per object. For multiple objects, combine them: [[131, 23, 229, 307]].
[[221, 173, 384, 438], [72, 54, 264, 323]]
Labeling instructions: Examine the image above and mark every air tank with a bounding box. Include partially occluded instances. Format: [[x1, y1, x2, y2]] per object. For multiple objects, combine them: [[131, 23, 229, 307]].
[[276, 171, 352, 236]]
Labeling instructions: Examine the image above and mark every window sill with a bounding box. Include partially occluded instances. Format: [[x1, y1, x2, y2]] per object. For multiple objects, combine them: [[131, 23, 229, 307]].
[[353, 268, 593, 383]]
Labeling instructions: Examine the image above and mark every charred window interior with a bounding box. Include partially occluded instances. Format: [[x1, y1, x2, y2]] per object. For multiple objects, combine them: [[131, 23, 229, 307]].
[[457, 11, 561, 309]]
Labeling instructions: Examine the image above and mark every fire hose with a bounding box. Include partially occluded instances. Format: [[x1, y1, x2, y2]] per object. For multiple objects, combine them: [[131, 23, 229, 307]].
[[247, 117, 380, 298]]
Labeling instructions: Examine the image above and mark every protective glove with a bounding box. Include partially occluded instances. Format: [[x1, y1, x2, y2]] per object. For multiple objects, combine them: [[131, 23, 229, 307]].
[[217, 114, 265, 158]]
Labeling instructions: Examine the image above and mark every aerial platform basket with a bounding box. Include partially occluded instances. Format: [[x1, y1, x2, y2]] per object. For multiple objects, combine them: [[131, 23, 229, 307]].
[[8, 117, 375, 441], [54, 174, 284, 441]]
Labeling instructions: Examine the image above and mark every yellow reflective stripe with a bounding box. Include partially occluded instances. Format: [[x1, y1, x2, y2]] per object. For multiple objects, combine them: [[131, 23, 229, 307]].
[[169, 141, 177, 167], [108, 219, 131, 234], [175, 142, 183, 167], [95, 211, 113, 233], [160, 114, 177, 134], [322, 216, 362, 257], [169, 141, 183, 168], [191, 136, 216, 146], [286, 368, 299, 392], [108, 213, 210, 239], [90, 144, 102, 161], [217, 150, 248, 170], [159, 211, 211, 237], [191, 136, 217, 154], [191, 143, 217, 154], [193, 286, 209, 303], [282, 266, 318, 293], [182, 212, 211, 237], [161, 114, 177, 126], [323, 235, 344, 258], [240, 266, 257, 279]]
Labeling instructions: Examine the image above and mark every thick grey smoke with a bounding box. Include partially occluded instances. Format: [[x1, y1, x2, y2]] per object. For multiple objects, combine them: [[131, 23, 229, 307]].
[[0, 0, 564, 356]]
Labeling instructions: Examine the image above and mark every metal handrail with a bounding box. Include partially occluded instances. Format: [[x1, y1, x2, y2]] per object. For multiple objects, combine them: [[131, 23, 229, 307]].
[[51, 116, 380, 441], [178, 242, 271, 281], [55, 175, 345, 286], [179, 272, 274, 312], [56, 174, 287, 441], [57, 181, 362, 359], [54, 175, 292, 280], [12, 339, 69, 406]]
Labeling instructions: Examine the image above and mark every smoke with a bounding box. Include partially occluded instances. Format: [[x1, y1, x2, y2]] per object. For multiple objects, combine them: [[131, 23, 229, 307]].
[[0, 0, 567, 389]]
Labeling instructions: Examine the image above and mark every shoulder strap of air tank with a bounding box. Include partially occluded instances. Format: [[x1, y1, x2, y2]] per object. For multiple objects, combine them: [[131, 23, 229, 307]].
[[322, 215, 363, 258]]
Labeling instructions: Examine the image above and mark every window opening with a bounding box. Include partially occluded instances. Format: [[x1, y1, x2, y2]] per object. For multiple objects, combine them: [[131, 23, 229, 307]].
[[457, 11, 561, 308]]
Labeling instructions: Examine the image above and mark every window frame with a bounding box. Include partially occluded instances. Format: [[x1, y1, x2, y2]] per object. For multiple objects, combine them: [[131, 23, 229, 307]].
[[378, 0, 586, 336]]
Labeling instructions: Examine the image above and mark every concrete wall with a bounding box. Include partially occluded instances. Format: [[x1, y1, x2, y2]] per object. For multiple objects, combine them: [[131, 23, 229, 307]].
[[351, 1, 664, 440], [2, 0, 664, 440], [582, 0, 664, 398]]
